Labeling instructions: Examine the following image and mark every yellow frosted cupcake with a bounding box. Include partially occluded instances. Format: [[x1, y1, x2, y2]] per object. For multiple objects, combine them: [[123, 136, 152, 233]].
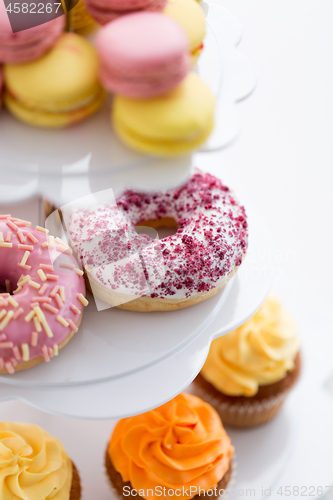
[[193, 295, 301, 428], [105, 393, 234, 499], [0, 421, 81, 499]]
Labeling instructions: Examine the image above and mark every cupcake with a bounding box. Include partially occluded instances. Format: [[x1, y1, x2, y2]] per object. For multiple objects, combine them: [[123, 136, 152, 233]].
[[0, 421, 81, 499], [192, 295, 301, 428], [106, 393, 234, 499]]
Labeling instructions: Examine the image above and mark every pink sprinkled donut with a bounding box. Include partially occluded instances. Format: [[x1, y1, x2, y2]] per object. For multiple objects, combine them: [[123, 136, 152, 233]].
[[69, 169, 248, 311], [0, 215, 87, 374]]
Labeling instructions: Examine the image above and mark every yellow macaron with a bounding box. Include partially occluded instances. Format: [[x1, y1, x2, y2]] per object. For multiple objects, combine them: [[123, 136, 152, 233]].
[[69, 0, 96, 33], [163, 0, 206, 64], [4, 33, 104, 128], [113, 72, 215, 157]]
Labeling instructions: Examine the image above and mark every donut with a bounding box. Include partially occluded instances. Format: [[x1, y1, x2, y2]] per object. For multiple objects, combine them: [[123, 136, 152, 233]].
[[0, 215, 87, 374], [69, 169, 248, 312]]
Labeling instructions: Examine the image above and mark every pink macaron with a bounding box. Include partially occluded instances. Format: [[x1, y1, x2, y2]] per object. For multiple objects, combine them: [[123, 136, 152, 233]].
[[0, 66, 3, 109], [86, 0, 167, 26], [0, 2, 65, 64], [97, 12, 190, 99]]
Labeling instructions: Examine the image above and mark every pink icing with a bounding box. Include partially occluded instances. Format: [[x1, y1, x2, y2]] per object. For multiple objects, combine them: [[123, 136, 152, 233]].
[[0, 216, 86, 374], [69, 169, 248, 301]]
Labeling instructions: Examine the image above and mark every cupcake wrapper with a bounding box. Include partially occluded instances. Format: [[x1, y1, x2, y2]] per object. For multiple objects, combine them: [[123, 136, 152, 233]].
[[190, 352, 302, 429], [105, 449, 234, 500], [190, 382, 291, 428], [70, 461, 82, 500], [220, 453, 237, 500]]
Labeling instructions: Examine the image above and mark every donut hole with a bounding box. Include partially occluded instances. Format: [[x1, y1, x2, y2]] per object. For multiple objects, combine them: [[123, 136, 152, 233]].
[[0, 264, 30, 293], [0, 284, 8, 295], [0, 277, 19, 295], [136, 217, 179, 239]]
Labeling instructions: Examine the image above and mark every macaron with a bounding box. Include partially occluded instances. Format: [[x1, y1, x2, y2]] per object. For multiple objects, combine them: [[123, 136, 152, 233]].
[[85, 0, 167, 26], [69, 0, 95, 32], [0, 66, 3, 110], [0, 1, 65, 64], [113, 72, 215, 156], [97, 12, 190, 99], [164, 0, 206, 64], [4, 33, 105, 128]]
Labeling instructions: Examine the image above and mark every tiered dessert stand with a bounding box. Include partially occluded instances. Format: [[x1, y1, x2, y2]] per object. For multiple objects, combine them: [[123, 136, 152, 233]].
[[0, 2, 332, 499], [0, 2, 264, 418]]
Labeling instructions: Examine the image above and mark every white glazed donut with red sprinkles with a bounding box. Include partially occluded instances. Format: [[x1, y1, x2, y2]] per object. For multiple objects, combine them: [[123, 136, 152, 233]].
[[0, 215, 87, 374], [69, 169, 248, 311]]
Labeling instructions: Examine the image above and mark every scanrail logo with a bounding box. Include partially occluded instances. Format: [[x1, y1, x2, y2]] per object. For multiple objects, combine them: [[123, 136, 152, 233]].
[[0, 0, 78, 33]]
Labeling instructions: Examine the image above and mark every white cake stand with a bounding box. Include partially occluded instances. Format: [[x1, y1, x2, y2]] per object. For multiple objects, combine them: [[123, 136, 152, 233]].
[[0, 3, 256, 205], [0, 209, 271, 418]]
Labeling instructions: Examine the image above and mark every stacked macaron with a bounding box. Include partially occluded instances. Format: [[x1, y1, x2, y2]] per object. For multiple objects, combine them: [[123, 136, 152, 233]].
[[4, 33, 105, 128], [97, 9, 214, 156], [69, 0, 95, 32], [1, 0, 211, 145], [0, 0, 65, 64], [1, 0, 104, 128], [164, 0, 206, 63], [85, 0, 168, 26], [0, 66, 3, 110], [112, 72, 215, 156], [97, 12, 190, 99]]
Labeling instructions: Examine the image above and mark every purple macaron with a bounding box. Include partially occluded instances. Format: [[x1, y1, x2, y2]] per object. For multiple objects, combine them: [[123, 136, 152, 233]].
[[97, 12, 190, 99]]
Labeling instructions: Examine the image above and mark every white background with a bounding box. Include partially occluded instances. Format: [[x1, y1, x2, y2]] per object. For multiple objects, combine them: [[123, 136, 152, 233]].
[[1, 0, 333, 497], [204, 0, 333, 495]]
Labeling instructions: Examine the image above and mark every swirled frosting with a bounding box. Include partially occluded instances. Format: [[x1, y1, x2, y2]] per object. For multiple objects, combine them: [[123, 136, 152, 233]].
[[0, 422, 72, 500], [201, 295, 300, 397], [109, 393, 233, 499]]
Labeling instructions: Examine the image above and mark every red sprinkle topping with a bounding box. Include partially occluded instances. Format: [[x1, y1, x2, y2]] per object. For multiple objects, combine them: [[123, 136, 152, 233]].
[[69, 169, 248, 300]]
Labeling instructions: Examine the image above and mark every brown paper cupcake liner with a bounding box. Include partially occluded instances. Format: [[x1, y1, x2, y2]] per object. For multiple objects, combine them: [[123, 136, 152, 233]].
[[222, 453, 237, 500], [105, 448, 234, 500], [70, 461, 82, 500], [191, 352, 301, 428]]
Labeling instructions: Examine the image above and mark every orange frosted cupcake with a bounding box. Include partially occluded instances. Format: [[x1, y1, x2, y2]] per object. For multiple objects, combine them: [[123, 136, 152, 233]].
[[0, 421, 81, 499], [105, 393, 234, 500], [192, 295, 301, 428]]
